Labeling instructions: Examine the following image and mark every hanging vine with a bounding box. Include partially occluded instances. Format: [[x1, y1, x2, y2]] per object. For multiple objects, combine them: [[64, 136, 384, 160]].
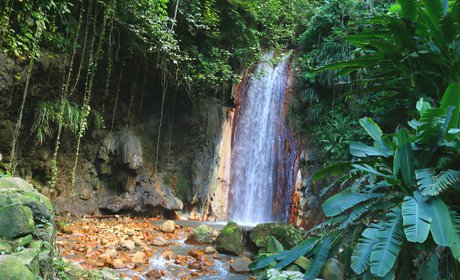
[[49, 1, 85, 189], [9, 8, 46, 173], [71, 2, 108, 190]]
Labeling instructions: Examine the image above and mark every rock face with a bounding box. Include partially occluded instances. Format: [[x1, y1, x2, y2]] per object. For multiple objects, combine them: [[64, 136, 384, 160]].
[[289, 149, 326, 229], [0, 177, 55, 278], [186, 224, 214, 244], [215, 221, 245, 256]]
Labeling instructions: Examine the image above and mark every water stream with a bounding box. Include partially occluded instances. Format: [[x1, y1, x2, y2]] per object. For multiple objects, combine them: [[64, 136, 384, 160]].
[[229, 52, 295, 225]]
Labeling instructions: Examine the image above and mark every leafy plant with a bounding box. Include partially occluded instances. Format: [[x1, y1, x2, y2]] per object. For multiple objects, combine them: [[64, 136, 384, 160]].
[[319, 0, 460, 123], [251, 92, 460, 278]]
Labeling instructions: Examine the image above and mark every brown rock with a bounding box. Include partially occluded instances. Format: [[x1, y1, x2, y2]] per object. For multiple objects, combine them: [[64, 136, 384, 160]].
[[188, 262, 202, 270], [132, 251, 147, 265], [204, 246, 217, 254], [230, 257, 252, 274], [119, 239, 136, 250], [159, 220, 176, 233], [111, 258, 126, 269], [145, 269, 162, 279], [152, 237, 169, 247], [188, 249, 204, 258]]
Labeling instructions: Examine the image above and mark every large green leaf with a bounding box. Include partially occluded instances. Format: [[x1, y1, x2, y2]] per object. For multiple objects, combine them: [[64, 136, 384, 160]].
[[350, 142, 385, 157], [370, 208, 404, 277], [397, 0, 419, 21], [396, 129, 415, 185], [401, 196, 431, 243], [422, 0, 443, 29], [450, 213, 460, 262], [416, 253, 440, 280], [351, 225, 380, 274], [322, 188, 383, 217], [441, 82, 460, 130], [274, 238, 318, 270], [303, 235, 334, 280], [249, 238, 319, 271], [359, 117, 393, 157], [416, 168, 460, 196], [313, 162, 352, 180], [414, 192, 453, 246]]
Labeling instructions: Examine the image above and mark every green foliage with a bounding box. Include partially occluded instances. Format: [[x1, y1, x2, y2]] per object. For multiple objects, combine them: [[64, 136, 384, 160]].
[[319, 0, 460, 111], [32, 99, 88, 145], [252, 100, 460, 279]]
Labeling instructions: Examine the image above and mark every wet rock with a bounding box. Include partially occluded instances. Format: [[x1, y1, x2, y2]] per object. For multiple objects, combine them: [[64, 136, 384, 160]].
[[320, 258, 343, 280], [152, 237, 169, 247], [0, 204, 35, 239], [204, 246, 217, 254], [188, 261, 202, 270], [186, 224, 213, 244], [215, 221, 245, 256], [230, 257, 252, 274], [188, 249, 204, 258], [0, 255, 35, 280], [159, 220, 176, 233], [132, 251, 147, 265], [145, 269, 163, 279]]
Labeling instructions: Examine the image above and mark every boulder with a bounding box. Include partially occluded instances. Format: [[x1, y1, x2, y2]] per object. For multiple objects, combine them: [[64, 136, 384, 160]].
[[215, 221, 245, 256], [186, 224, 213, 244], [159, 220, 176, 233], [13, 234, 33, 247], [0, 177, 35, 192], [0, 255, 35, 280], [0, 176, 56, 278], [320, 258, 343, 280], [0, 204, 35, 239], [250, 223, 304, 253], [230, 257, 252, 274], [0, 240, 12, 254], [13, 248, 40, 274]]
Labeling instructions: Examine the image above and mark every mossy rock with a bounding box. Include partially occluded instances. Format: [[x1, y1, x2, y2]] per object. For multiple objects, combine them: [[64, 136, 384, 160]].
[[13, 234, 33, 247], [0, 240, 12, 254], [33, 225, 55, 243], [186, 224, 213, 244], [0, 203, 35, 239], [250, 223, 304, 253], [0, 177, 35, 192], [215, 221, 245, 256], [14, 248, 41, 274], [320, 258, 343, 280], [0, 255, 35, 280], [0, 185, 53, 221]]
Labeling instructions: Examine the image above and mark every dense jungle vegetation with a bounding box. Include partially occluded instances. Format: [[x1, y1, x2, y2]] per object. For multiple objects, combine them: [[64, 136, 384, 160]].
[[1, 0, 460, 279]]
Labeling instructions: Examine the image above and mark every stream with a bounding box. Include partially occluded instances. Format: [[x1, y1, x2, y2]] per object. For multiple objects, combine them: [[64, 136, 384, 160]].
[[57, 217, 252, 280]]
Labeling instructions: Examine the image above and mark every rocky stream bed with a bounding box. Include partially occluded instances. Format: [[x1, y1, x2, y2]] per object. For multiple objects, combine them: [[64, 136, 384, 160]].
[[57, 217, 253, 280]]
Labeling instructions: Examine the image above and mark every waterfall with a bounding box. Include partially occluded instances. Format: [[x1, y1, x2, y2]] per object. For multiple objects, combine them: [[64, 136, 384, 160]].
[[229, 52, 296, 225]]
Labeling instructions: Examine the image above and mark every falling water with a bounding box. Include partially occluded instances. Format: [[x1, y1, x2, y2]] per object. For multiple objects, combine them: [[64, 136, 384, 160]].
[[229, 52, 295, 225]]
